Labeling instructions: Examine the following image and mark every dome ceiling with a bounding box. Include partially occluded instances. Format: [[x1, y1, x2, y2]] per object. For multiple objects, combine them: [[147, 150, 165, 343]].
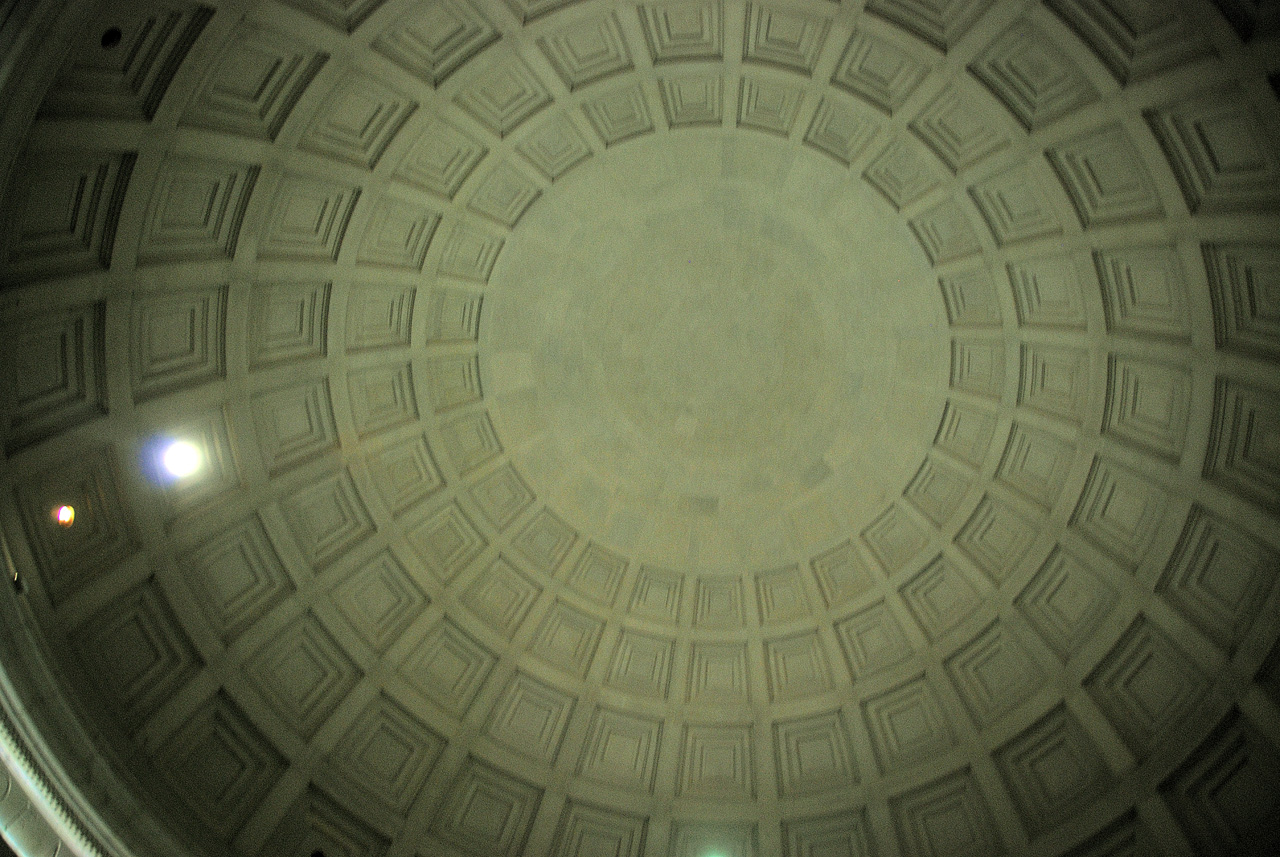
[[0, 1, 1279, 857]]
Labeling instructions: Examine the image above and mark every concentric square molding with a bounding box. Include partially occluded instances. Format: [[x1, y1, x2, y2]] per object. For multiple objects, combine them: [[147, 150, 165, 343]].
[[248, 281, 330, 367], [804, 97, 881, 166], [1159, 506, 1279, 654], [781, 808, 877, 857], [16, 446, 138, 605], [430, 756, 543, 857], [280, 468, 375, 567], [454, 55, 552, 137], [129, 285, 227, 402], [810, 539, 876, 608], [953, 494, 1037, 583], [258, 175, 360, 262], [687, 642, 750, 705], [484, 671, 576, 763], [864, 137, 942, 210], [945, 619, 1045, 727], [72, 575, 202, 732], [181, 23, 327, 140], [393, 119, 488, 199], [0, 302, 107, 454], [993, 704, 1113, 836], [910, 197, 983, 265], [265, 784, 389, 857], [583, 85, 655, 145], [244, 611, 362, 739], [764, 630, 834, 701], [639, 1, 724, 63], [1046, 124, 1163, 228], [1018, 342, 1090, 424], [576, 706, 663, 792], [182, 515, 295, 645], [357, 197, 439, 270], [950, 337, 1004, 399], [755, 565, 811, 624], [1102, 354, 1191, 462], [862, 503, 932, 573], [38, 0, 213, 120], [677, 723, 756, 798], [607, 630, 675, 699], [425, 287, 484, 342], [1084, 614, 1211, 758], [512, 506, 578, 573], [899, 553, 982, 641], [373, 0, 500, 88], [1204, 242, 1280, 359], [1094, 245, 1191, 340], [137, 157, 258, 264], [1159, 709, 1280, 856], [366, 433, 444, 514], [518, 112, 594, 179], [328, 692, 445, 815], [333, 549, 428, 652], [462, 555, 541, 638], [831, 29, 931, 115], [694, 577, 744, 628], [252, 378, 339, 475], [1204, 377, 1280, 513], [835, 599, 914, 679], [865, 0, 996, 52], [773, 710, 858, 795], [737, 76, 805, 136], [910, 83, 1010, 173], [968, 164, 1064, 246], [539, 12, 633, 90], [934, 399, 997, 467], [529, 599, 604, 678], [347, 284, 415, 351], [889, 767, 1004, 857], [400, 616, 496, 716], [1007, 254, 1087, 330], [2, 151, 134, 284], [470, 461, 535, 528], [565, 541, 628, 607], [1146, 89, 1280, 214], [402, 499, 488, 582], [660, 75, 724, 127], [743, 3, 831, 75], [995, 422, 1076, 510], [155, 690, 285, 840], [1046, 0, 1210, 83], [969, 18, 1098, 130], [549, 800, 648, 857], [629, 566, 684, 623], [1016, 545, 1117, 661], [861, 672, 956, 772], [468, 161, 542, 227], [1069, 456, 1170, 570]]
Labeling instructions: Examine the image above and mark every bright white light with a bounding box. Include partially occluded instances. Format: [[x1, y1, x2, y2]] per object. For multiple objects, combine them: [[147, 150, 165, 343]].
[[162, 440, 203, 478]]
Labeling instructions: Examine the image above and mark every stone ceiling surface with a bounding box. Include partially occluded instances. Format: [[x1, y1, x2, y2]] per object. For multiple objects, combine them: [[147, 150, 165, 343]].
[[0, 1, 1278, 857]]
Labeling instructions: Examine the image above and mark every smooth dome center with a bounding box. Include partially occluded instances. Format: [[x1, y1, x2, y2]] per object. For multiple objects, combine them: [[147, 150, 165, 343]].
[[484, 133, 948, 570]]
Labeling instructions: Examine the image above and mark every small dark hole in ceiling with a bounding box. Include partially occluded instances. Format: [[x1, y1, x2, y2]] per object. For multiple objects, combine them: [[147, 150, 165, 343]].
[[100, 27, 122, 49]]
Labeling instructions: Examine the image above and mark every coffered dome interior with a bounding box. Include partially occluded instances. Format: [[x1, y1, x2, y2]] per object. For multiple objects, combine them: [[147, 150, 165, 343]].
[[1, 0, 1280, 856]]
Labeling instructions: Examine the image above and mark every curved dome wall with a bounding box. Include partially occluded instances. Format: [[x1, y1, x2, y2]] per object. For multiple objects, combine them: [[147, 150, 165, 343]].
[[1, 1, 1279, 856]]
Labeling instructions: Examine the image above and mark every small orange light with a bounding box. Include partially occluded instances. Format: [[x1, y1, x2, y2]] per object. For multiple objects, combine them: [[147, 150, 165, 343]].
[[52, 505, 75, 527]]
